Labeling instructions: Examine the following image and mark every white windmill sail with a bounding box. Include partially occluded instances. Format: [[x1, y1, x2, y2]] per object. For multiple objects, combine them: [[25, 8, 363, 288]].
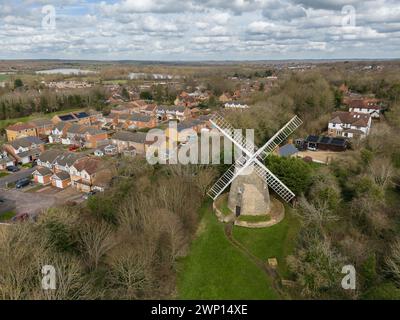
[[207, 114, 303, 202]]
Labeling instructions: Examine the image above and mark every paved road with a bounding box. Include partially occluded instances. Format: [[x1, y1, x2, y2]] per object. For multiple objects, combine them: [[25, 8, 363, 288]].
[[0, 188, 56, 215], [0, 167, 36, 188]]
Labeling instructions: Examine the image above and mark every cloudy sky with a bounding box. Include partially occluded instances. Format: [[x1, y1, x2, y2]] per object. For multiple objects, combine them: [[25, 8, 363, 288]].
[[0, 0, 399, 60]]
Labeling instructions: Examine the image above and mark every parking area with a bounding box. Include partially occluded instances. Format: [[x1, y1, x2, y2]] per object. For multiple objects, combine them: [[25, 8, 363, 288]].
[[0, 185, 84, 216], [0, 188, 56, 215], [297, 150, 347, 164]]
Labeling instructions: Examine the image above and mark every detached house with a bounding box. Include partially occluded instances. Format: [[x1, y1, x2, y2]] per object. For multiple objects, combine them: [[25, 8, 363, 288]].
[[347, 99, 382, 119], [328, 111, 372, 139], [3, 136, 45, 164], [70, 157, 112, 192], [6, 123, 37, 141]]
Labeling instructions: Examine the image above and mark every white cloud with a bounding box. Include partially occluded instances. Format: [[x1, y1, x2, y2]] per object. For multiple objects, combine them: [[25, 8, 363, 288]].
[[0, 0, 399, 60]]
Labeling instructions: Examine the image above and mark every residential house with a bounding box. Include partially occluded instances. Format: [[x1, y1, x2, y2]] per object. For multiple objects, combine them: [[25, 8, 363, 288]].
[[347, 99, 382, 119], [6, 123, 37, 141], [37, 149, 65, 170], [0, 151, 14, 170], [37, 149, 86, 173], [51, 171, 71, 189], [94, 144, 118, 157], [166, 119, 207, 143], [3, 136, 45, 164], [33, 167, 53, 185], [126, 113, 157, 129], [62, 124, 108, 148], [111, 131, 153, 154], [69, 157, 111, 192], [156, 105, 190, 121], [29, 119, 54, 138], [48, 122, 72, 144], [328, 111, 372, 139], [53, 152, 86, 173], [52, 111, 92, 125]]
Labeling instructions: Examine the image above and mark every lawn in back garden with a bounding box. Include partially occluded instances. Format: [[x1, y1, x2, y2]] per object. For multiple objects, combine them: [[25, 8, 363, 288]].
[[178, 200, 300, 299]]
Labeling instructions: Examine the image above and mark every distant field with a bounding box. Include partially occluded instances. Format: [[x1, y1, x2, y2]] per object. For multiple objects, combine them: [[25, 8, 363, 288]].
[[177, 201, 280, 300], [0, 74, 8, 81], [102, 79, 128, 85], [0, 108, 83, 131]]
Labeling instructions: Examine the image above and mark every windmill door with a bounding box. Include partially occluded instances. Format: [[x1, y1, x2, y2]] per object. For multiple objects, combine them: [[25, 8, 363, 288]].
[[235, 206, 241, 217]]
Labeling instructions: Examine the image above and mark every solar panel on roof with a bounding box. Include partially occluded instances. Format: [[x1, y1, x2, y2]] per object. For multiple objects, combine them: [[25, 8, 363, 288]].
[[320, 137, 331, 144], [331, 138, 346, 146], [74, 112, 89, 118], [59, 115, 75, 121]]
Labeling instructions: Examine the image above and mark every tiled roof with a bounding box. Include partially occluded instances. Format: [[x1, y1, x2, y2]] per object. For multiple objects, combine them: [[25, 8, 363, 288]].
[[112, 131, 147, 143], [10, 136, 44, 149], [129, 113, 151, 122], [34, 167, 53, 176], [38, 149, 64, 163], [331, 111, 370, 127], [72, 157, 103, 175], [29, 119, 53, 127], [52, 171, 70, 180], [7, 122, 35, 131]]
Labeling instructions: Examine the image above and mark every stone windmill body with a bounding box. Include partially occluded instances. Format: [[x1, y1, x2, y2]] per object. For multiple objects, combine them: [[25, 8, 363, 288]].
[[207, 114, 303, 218]]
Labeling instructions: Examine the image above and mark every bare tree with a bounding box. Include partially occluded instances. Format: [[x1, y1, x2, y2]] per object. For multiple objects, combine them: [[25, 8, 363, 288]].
[[386, 239, 400, 285], [195, 166, 218, 197], [296, 196, 339, 231], [78, 221, 115, 270], [368, 156, 395, 189]]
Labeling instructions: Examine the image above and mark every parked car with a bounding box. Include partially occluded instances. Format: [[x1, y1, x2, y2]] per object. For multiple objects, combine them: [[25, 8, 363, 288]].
[[15, 178, 31, 189], [69, 145, 80, 152], [6, 165, 20, 172], [83, 191, 97, 200]]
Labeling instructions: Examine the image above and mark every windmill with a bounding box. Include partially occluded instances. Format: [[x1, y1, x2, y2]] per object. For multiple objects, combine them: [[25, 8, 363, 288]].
[[207, 113, 303, 217]]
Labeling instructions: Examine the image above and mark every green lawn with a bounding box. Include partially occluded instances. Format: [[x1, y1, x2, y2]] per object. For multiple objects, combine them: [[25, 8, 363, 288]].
[[238, 215, 271, 222], [0, 171, 10, 178], [177, 201, 279, 300], [0, 74, 8, 81], [0, 211, 16, 222], [233, 206, 300, 278]]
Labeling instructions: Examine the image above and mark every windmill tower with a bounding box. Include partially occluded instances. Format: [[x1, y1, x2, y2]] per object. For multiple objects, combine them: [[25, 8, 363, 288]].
[[207, 114, 303, 218]]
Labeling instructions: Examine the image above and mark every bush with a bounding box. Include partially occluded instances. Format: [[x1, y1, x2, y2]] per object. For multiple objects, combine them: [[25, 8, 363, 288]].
[[265, 155, 313, 196]]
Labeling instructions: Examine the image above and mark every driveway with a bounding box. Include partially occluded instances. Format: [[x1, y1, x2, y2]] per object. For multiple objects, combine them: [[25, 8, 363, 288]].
[[0, 187, 56, 215], [0, 167, 36, 188]]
